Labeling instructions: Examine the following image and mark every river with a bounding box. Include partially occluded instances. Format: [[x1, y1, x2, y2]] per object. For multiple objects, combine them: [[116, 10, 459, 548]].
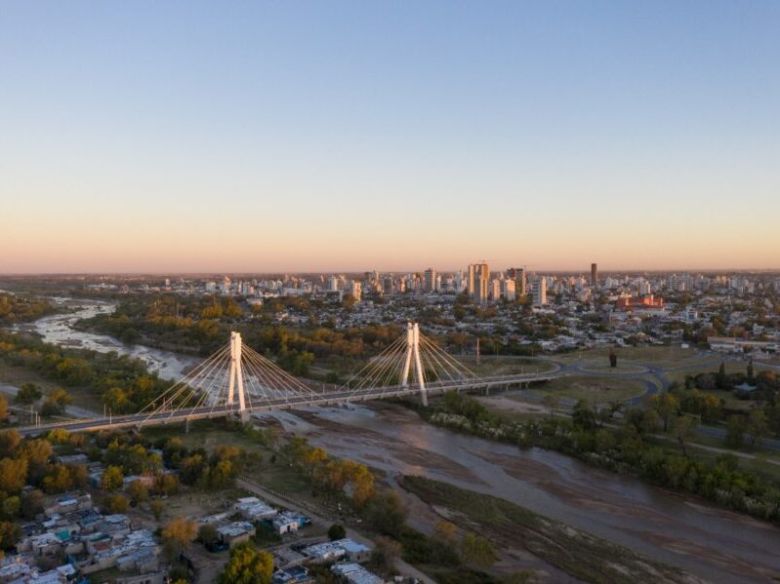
[[12, 298, 199, 380], [14, 299, 780, 583]]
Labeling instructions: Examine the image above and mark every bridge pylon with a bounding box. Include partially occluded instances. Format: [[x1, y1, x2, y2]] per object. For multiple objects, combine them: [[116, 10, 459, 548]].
[[227, 331, 247, 415], [401, 322, 427, 406]]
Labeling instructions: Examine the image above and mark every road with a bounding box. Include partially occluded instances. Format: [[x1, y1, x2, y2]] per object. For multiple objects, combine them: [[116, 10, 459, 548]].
[[15, 370, 563, 436]]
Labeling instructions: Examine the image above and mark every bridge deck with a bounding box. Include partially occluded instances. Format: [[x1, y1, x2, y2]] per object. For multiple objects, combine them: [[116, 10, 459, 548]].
[[17, 371, 560, 436]]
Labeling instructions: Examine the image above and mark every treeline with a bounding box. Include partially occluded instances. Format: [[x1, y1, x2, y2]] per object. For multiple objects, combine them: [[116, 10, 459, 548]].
[[420, 392, 780, 524], [0, 331, 168, 414], [0, 294, 54, 324], [686, 362, 780, 399], [79, 296, 404, 374]]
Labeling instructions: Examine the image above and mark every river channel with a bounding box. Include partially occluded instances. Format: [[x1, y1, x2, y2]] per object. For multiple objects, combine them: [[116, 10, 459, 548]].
[[15, 300, 780, 583]]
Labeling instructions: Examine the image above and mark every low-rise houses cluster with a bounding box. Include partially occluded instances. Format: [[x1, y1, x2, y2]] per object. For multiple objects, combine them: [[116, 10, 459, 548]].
[[3, 492, 163, 584]]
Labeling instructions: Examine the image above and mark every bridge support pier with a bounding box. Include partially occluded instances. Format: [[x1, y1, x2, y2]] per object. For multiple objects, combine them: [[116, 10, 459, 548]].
[[401, 322, 427, 406], [227, 331, 247, 416]]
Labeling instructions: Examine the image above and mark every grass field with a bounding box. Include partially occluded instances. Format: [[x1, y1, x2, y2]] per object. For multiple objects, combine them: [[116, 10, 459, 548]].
[[529, 375, 648, 405]]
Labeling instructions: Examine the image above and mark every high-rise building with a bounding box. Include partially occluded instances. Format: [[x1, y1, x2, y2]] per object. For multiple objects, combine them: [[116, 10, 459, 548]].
[[502, 279, 516, 301], [469, 262, 489, 304], [350, 280, 362, 302], [507, 268, 527, 297], [424, 268, 437, 292], [533, 277, 547, 306], [490, 278, 501, 301], [591, 263, 598, 287], [467, 264, 476, 297]]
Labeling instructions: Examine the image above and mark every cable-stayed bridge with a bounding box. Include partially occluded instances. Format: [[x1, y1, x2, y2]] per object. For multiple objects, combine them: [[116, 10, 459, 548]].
[[18, 323, 561, 436]]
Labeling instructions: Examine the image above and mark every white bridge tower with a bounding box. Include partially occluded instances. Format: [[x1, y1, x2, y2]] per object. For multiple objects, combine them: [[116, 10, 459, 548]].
[[227, 331, 247, 415], [401, 322, 427, 406]]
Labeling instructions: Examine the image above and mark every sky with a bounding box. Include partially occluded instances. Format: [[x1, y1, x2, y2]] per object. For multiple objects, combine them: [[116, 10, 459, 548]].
[[1, 1, 779, 274]]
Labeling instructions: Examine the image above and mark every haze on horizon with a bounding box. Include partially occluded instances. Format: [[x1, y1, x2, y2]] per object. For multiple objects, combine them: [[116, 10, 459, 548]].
[[2, 1, 779, 274]]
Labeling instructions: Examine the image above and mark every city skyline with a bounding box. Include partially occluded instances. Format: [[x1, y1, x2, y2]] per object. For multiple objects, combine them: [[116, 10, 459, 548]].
[[2, 2, 780, 273]]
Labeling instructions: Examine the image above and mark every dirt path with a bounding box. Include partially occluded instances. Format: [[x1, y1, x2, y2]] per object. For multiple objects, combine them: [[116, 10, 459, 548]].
[[236, 477, 435, 584]]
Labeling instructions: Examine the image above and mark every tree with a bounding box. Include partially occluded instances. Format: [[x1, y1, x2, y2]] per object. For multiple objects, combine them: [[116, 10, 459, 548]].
[[14, 383, 42, 404], [104, 494, 129, 513], [40, 388, 72, 417], [0, 521, 21, 551], [0, 430, 21, 458], [161, 517, 198, 559], [127, 479, 149, 503], [101, 465, 124, 492], [650, 393, 680, 432], [673, 415, 698, 457], [369, 536, 402, 572], [572, 400, 597, 430], [327, 524, 346, 541], [349, 464, 375, 508], [747, 409, 769, 448], [0, 458, 28, 494], [150, 499, 165, 521], [365, 490, 407, 538], [434, 520, 457, 543], [725, 415, 746, 449], [218, 542, 274, 584], [716, 362, 728, 389], [20, 439, 53, 468], [198, 523, 220, 547], [0, 395, 6, 421], [461, 533, 497, 568], [21, 489, 44, 519]]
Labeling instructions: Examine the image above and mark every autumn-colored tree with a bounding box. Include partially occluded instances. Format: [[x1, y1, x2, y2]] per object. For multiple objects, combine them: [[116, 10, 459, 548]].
[[0, 458, 28, 494], [434, 520, 457, 543], [349, 464, 375, 508], [47, 428, 71, 444], [153, 473, 180, 496], [127, 479, 149, 503], [0, 430, 21, 458], [101, 465, 124, 492], [161, 517, 198, 559], [218, 542, 273, 584], [42, 464, 75, 494], [20, 439, 53, 467], [104, 494, 129, 513]]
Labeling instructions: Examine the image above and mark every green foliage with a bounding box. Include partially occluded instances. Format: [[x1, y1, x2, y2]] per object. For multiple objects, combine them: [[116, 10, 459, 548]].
[[0, 330, 169, 413], [425, 392, 780, 524], [364, 490, 407, 538], [327, 523, 346, 541], [461, 533, 498, 568], [15, 383, 42, 404]]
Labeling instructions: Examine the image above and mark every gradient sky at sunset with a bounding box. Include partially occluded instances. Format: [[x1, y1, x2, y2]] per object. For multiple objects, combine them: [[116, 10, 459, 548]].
[[2, 1, 779, 273]]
